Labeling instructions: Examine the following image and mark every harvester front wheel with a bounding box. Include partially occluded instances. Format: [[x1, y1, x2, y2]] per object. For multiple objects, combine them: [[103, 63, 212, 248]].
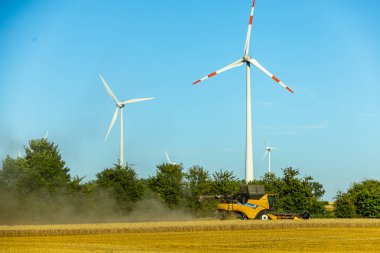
[[218, 210, 229, 220], [299, 211, 310, 219], [256, 212, 270, 220], [235, 212, 248, 220]]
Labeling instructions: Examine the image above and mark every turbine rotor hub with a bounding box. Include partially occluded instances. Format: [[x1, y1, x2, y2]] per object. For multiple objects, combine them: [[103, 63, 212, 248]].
[[243, 54, 251, 62], [116, 102, 124, 108]]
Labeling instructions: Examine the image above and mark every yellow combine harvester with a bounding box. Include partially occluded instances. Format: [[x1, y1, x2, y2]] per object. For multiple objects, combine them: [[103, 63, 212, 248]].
[[216, 185, 310, 220]]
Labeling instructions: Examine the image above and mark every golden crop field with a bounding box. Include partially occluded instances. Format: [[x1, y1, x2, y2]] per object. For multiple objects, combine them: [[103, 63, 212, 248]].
[[1, 219, 379, 252]]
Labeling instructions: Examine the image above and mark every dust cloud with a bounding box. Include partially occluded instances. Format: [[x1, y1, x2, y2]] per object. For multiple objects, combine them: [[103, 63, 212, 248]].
[[0, 188, 196, 225], [125, 198, 194, 222]]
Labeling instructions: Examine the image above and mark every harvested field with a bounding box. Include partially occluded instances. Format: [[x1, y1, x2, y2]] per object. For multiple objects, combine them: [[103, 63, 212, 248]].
[[0, 219, 379, 252], [0, 219, 379, 237]]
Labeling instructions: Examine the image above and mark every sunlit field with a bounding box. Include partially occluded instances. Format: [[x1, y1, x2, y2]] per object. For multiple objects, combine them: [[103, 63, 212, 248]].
[[1, 219, 379, 252]]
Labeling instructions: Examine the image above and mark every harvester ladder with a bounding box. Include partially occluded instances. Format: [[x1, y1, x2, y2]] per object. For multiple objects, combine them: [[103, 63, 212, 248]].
[[227, 202, 234, 211]]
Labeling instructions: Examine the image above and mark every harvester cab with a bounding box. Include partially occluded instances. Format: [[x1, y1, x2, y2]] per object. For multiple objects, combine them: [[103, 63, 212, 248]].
[[217, 184, 309, 220]]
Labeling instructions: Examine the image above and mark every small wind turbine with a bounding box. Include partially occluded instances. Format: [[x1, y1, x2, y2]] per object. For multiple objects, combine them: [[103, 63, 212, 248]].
[[263, 139, 277, 174], [165, 150, 178, 165], [193, 0, 295, 183], [100, 74, 154, 167]]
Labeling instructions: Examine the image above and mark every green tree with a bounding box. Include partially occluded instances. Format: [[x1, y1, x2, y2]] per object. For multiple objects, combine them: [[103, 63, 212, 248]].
[[254, 168, 325, 215], [184, 165, 215, 216], [23, 138, 71, 194], [276, 168, 324, 214], [334, 191, 356, 218], [211, 169, 241, 196], [186, 165, 212, 197], [0, 156, 28, 223], [335, 179, 380, 218], [0, 155, 27, 191], [96, 164, 144, 214], [0, 139, 84, 224], [0, 138, 73, 195], [253, 172, 281, 194], [309, 181, 325, 200], [148, 163, 184, 208]]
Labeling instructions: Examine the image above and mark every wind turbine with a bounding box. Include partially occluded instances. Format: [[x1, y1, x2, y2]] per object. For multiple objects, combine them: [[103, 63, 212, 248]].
[[165, 150, 178, 165], [263, 139, 277, 174], [100, 74, 154, 167], [193, 0, 295, 182]]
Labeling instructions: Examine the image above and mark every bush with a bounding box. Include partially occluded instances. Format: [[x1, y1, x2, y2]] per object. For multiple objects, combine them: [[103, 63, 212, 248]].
[[335, 179, 380, 218]]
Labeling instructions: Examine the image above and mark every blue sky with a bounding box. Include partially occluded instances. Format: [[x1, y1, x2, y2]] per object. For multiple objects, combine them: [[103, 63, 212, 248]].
[[0, 0, 379, 200]]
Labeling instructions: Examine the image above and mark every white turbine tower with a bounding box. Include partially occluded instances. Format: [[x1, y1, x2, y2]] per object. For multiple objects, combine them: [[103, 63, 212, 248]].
[[193, 0, 295, 183], [263, 139, 277, 174], [100, 74, 154, 167]]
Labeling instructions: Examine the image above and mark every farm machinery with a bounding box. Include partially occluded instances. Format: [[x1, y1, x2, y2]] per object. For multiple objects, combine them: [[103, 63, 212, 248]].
[[214, 185, 310, 220]]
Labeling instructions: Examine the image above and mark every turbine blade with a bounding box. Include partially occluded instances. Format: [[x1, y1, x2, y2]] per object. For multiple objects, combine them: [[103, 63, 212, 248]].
[[165, 150, 177, 165], [165, 150, 172, 163], [264, 138, 267, 147], [99, 74, 118, 102], [244, 0, 256, 54], [249, 58, 294, 93], [105, 108, 119, 142], [263, 151, 268, 160], [193, 58, 244, 85], [44, 131, 48, 139], [122, 97, 155, 105]]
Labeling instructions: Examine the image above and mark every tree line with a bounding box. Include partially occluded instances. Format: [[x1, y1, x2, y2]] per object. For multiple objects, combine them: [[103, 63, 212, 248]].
[[0, 138, 378, 224]]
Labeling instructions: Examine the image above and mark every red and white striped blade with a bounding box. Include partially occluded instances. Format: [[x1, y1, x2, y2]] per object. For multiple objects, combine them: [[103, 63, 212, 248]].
[[244, 0, 256, 54], [249, 58, 294, 93], [193, 58, 244, 85]]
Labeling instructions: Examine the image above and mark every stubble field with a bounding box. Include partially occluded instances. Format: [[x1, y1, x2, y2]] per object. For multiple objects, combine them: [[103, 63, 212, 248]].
[[0, 219, 379, 252]]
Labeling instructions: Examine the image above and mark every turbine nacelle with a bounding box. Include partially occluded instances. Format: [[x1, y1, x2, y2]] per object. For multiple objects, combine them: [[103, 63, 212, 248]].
[[116, 102, 125, 108], [265, 139, 276, 153], [264, 140, 277, 174], [243, 54, 251, 62]]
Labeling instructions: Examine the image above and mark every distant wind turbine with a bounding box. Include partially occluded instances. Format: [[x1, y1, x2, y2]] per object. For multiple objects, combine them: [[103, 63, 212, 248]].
[[263, 139, 277, 174], [100, 74, 154, 167], [165, 150, 178, 165], [192, 0, 295, 183]]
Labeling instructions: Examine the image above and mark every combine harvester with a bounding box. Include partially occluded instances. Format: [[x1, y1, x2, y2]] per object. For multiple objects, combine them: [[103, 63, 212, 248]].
[[215, 185, 310, 220]]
